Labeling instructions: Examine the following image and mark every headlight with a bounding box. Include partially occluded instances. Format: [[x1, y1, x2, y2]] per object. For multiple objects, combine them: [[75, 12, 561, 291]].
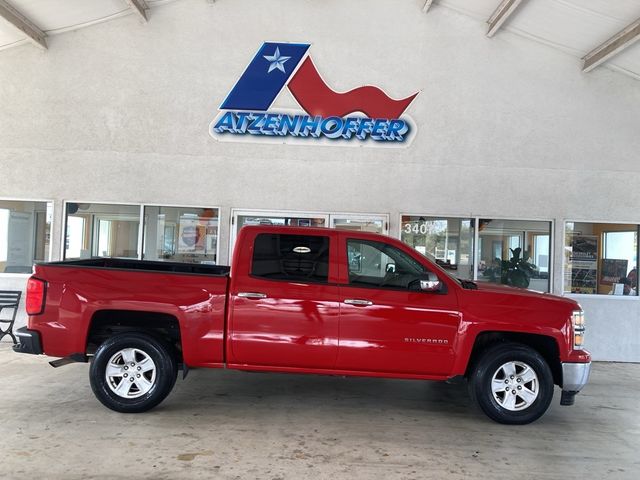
[[572, 310, 585, 350]]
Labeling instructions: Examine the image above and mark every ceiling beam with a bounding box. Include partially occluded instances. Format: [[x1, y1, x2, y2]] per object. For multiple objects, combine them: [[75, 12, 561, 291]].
[[124, 0, 149, 23], [582, 18, 640, 73], [422, 0, 434, 13], [486, 0, 525, 38], [0, 0, 46, 49]]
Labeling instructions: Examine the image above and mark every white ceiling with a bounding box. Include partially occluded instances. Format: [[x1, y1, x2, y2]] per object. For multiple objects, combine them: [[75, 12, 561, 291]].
[[0, 0, 171, 49], [439, 0, 640, 79], [1, 0, 640, 80]]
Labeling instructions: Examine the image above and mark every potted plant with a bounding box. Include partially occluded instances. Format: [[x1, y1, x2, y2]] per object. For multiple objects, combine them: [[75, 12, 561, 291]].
[[483, 247, 537, 288]]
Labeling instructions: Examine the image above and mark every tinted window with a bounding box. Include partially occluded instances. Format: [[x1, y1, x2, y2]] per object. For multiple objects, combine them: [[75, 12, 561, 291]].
[[347, 239, 426, 289], [252, 233, 330, 283]]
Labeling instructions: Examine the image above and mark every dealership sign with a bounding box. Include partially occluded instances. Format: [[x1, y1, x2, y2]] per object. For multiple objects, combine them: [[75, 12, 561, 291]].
[[210, 42, 419, 147]]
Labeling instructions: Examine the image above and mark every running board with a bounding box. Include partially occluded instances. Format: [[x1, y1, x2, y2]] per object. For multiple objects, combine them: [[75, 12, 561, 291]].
[[49, 353, 88, 368]]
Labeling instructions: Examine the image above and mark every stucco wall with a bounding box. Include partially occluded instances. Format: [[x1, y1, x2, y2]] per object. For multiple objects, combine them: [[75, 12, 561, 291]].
[[1, 0, 639, 360]]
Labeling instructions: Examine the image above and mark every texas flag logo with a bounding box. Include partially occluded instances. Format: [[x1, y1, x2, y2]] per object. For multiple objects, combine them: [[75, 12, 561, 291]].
[[210, 42, 419, 146]]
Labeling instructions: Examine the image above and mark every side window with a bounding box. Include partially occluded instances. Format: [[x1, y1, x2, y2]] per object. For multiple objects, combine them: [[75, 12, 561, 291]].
[[252, 233, 330, 283], [347, 239, 427, 289]]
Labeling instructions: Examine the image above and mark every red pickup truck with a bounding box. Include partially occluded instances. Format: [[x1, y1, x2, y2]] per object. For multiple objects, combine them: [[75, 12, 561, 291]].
[[14, 225, 591, 424]]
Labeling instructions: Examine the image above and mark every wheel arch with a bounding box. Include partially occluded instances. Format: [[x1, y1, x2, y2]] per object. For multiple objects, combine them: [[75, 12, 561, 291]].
[[464, 331, 562, 387], [86, 309, 182, 361]]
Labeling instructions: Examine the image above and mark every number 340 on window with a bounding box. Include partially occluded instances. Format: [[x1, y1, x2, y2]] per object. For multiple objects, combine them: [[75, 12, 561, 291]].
[[403, 223, 429, 235]]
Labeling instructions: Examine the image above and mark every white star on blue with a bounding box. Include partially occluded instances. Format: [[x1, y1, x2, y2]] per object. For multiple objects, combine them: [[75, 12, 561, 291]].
[[263, 47, 291, 73]]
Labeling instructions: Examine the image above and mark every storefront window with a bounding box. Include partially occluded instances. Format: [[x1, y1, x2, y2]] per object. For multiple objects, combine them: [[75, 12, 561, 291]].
[[143, 206, 219, 264], [478, 219, 551, 292], [64, 203, 140, 259], [400, 216, 475, 280], [0, 200, 52, 273], [564, 222, 638, 296]]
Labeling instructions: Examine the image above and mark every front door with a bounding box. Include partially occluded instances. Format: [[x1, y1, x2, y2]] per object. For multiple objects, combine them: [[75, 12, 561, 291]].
[[228, 229, 340, 369], [336, 235, 461, 376]]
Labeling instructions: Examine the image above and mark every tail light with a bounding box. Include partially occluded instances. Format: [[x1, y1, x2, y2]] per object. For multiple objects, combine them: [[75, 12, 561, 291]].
[[572, 310, 585, 350], [26, 277, 46, 316]]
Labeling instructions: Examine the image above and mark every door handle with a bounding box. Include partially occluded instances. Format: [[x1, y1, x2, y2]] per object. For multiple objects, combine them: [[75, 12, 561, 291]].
[[237, 292, 267, 299], [344, 299, 373, 306]]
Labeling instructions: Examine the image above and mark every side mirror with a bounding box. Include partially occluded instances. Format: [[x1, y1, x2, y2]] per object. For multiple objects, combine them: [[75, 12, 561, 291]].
[[385, 263, 396, 273], [409, 272, 442, 292]]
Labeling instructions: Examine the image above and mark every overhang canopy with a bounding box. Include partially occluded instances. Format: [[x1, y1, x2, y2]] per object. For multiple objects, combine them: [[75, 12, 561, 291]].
[[2, 0, 640, 80]]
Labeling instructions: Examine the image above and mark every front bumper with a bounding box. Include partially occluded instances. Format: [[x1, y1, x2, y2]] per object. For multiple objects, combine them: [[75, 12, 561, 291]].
[[560, 361, 591, 406], [12, 327, 43, 355], [562, 361, 591, 392]]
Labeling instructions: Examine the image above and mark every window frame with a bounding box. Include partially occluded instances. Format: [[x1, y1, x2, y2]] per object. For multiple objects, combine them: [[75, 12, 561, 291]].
[[399, 213, 554, 292], [477, 217, 554, 293], [0, 196, 55, 277], [345, 237, 435, 292], [141, 203, 221, 265], [63, 200, 221, 265], [62, 200, 143, 261], [399, 213, 476, 280], [563, 219, 640, 299]]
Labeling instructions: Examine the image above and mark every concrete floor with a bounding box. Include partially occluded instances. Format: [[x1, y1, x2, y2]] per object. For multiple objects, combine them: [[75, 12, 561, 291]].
[[0, 341, 638, 480]]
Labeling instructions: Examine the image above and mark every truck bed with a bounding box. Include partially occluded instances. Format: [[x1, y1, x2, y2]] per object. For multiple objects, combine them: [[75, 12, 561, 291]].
[[40, 258, 230, 276], [30, 258, 230, 366]]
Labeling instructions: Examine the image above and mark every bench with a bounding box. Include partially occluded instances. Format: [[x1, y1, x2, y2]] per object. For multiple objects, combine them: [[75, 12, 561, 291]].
[[0, 290, 22, 344]]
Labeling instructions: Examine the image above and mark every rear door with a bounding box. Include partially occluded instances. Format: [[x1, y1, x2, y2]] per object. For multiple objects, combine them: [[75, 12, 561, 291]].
[[337, 234, 462, 375], [228, 229, 340, 369]]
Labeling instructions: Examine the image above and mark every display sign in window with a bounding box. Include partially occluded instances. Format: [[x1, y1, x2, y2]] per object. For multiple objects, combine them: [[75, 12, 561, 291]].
[[565, 222, 638, 296]]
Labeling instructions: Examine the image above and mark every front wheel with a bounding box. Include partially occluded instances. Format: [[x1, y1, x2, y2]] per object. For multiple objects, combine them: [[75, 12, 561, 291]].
[[90, 332, 178, 413], [468, 342, 554, 424]]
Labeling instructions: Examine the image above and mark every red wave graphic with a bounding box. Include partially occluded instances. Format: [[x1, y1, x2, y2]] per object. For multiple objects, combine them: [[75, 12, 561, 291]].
[[287, 57, 418, 119]]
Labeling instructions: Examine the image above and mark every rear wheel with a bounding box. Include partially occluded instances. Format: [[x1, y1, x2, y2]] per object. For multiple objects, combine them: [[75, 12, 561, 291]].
[[90, 332, 177, 413], [468, 342, 554, 424]]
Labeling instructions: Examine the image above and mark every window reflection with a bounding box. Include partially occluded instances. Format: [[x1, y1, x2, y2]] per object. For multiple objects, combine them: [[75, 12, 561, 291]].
[[143, 206, 219, 264], [478, 219, 551, 292], [0, 200, 52, 273], [400, 216, 474, 280], [64, 203, 140, 259], [237, 215, 326, 229]]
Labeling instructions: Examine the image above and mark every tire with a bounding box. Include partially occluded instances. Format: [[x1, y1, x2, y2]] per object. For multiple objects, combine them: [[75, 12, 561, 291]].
[[89, 332, 178, 413], [468, 342, 554, 425]]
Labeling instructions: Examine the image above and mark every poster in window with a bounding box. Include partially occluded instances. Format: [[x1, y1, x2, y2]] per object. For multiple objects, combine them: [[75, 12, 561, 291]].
[[205, 224, 217, 256], [569, 235, 598, 294], [178, 216, 206, 254], [6, 212, 33, 272], [601, 259, 628, 285], [163, 224, 176, 256]]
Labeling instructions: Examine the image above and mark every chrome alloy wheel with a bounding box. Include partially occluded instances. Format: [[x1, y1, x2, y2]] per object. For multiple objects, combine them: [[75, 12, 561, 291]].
[[105, 348, 157, 399], [490, 361, 539, 411]]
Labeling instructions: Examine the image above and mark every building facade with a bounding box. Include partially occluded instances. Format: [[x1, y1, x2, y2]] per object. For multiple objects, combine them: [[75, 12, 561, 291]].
[[1, 0, 639, 361]]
